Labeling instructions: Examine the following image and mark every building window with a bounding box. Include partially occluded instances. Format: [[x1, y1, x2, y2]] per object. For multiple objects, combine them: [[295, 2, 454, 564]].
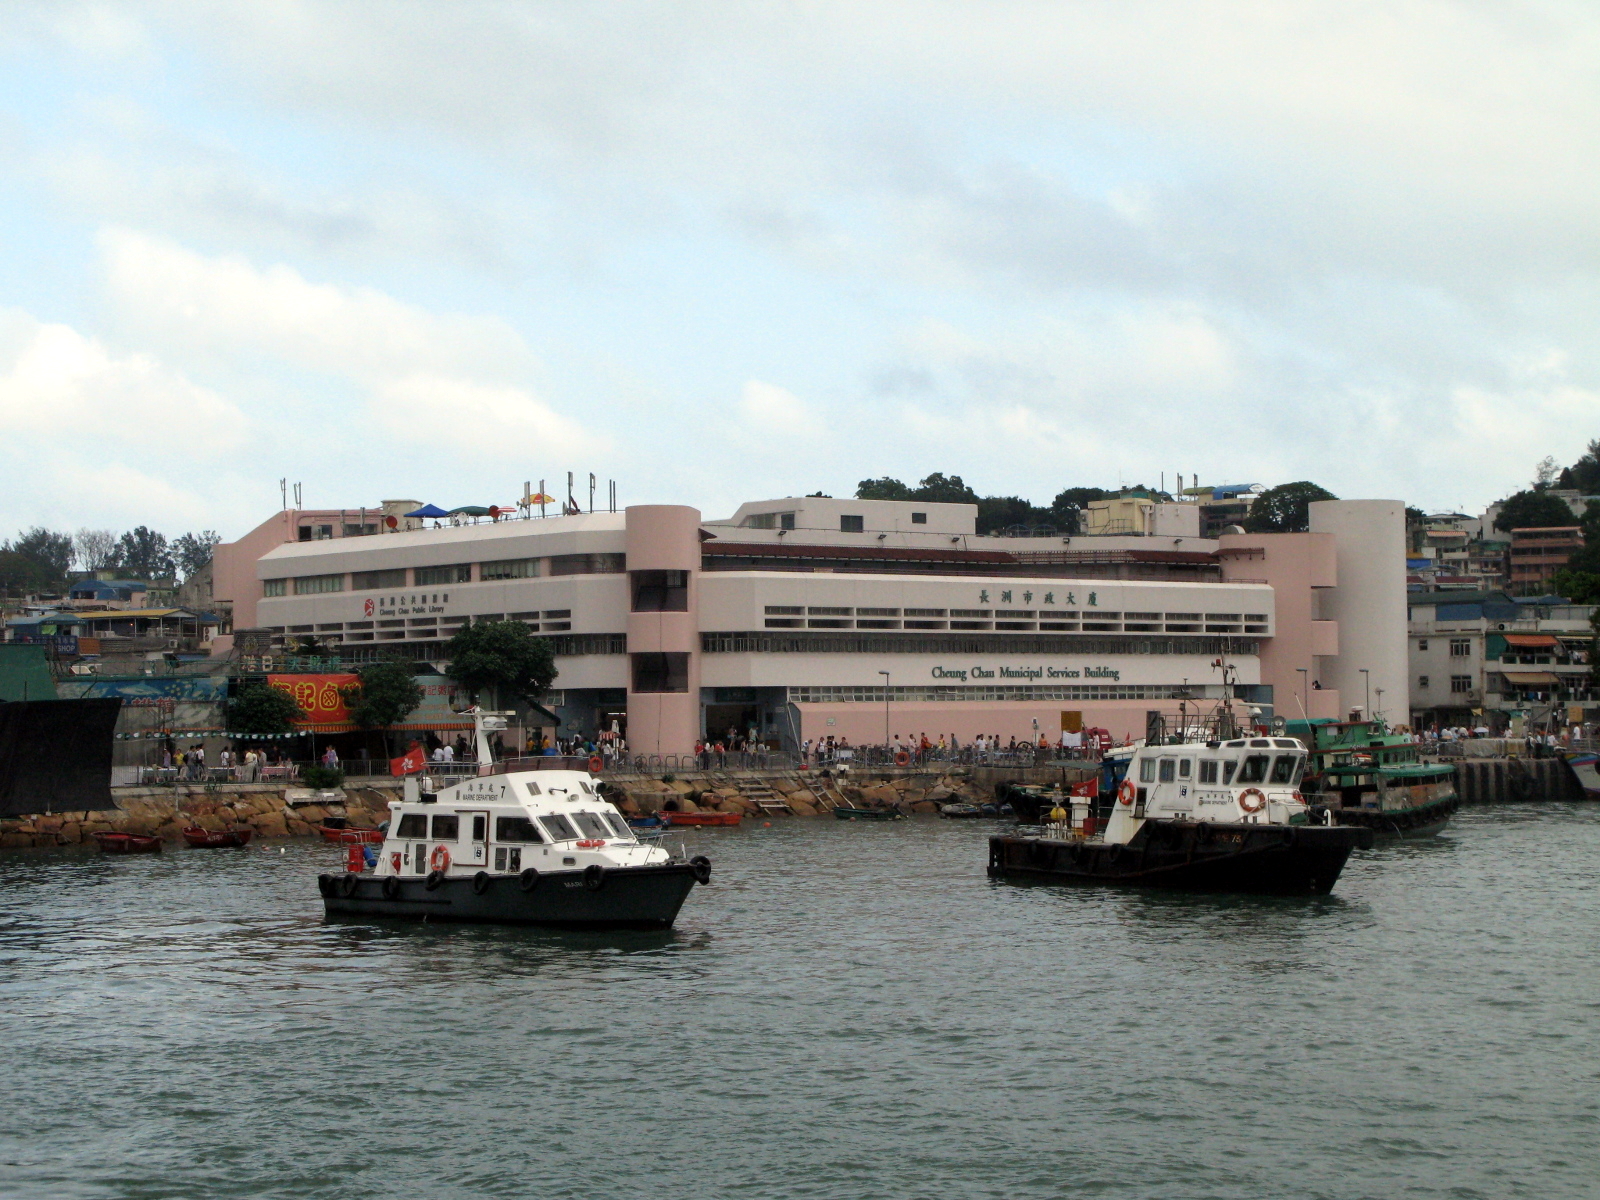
[[808, 607, 852, 616], [911, 512, 927, 524], [352, 568, 407, 590], [262, 579, 286, 597], [840, 515, 864, 533], [631, 570, 689, 612], [631, 652, 689, 693], [292, 574, 345, 595], [1450, 675, 1473, 693], [780, 513, 796, 530], [764, 605, 803, 615], [480, 558, 539, 580], [549, 553, 626, 575], [1449, 638, 1471, 657], [416, 564, 471, 585], [1418, 639, 1428, 651], [1418, 675, 1430, 689]]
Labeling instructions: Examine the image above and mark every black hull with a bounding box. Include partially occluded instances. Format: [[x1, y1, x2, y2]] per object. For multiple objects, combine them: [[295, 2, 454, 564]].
[[988, 821, 1374, 895], [1333, 794, 1459, 838], [318, 863, 701, 929]]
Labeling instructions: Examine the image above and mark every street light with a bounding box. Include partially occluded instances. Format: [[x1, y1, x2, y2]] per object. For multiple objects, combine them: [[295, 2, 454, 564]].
[[1360, 668, 1371, 717], [1296, 667, 1309, 717], [879, 670, 891, 751]]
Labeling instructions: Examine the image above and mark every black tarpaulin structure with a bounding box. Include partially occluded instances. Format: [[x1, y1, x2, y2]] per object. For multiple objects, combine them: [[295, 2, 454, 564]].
[[0, 698, 122, 816]]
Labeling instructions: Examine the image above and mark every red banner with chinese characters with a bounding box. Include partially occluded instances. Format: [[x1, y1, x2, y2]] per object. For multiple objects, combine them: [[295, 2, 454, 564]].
[[268, 674, 359, 726]]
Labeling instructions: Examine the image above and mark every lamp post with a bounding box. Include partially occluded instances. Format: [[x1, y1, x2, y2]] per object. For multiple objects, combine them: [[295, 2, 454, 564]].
[[879, 670, 891, 752], [1360, 668, 1371, 718], [1375, 686, 1385, 723], [1296, 668, 1308, 717]]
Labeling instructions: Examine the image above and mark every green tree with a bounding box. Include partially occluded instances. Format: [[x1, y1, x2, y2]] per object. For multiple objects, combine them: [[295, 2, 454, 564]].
[[1051, 487, 1110, 534], [910, 472, 979, 504], [1242, 482, 1338, 533], [0, 550, 51, 596], [445, 620, 558, 707], [1561, 438, 1600, 494], [1494, 489, 1575, 533], [73, 528, 118, 572], [977, 495, 1052, 535], [1549, 568, 1600, 605], [172, 530, 221, 579], [225, 682, 305, 735], [114, 526, 175, 580], [855, 477, 912, 500], [4, 527, 74, 582], [342, 659, 424, 746]]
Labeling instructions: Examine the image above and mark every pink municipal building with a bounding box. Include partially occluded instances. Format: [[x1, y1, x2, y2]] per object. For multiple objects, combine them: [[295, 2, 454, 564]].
[[211, 495, 1409, 753]]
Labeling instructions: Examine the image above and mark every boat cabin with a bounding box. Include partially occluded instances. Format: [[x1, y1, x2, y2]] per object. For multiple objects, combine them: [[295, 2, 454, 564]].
[[1102, 737, 1310, 843]]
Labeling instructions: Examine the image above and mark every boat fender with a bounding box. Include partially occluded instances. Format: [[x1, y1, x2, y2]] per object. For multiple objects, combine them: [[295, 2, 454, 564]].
[[472, 870, 491, 895], [1194, 821, 1210, 842], [1282, 828, 1298, 848], [1105, 844, 1122, 863], [424, 869, 446, 891], [894, 750, 910, 767], [690, 855, 712, 885], [588, 754, 604, 773], [1118, 780, 1136, 806], [583, 863, 606, 891], [1239, 787, 1266, 813], [317, 873, 333, 896], [338, 873, 360, 897], [381, 875, 401, 900], [518, 867, 540, 892], [429, 845, 452, 872]]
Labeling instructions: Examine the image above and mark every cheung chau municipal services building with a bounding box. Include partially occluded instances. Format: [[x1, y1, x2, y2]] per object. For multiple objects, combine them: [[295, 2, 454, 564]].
[[219, 495, 1408, 755]]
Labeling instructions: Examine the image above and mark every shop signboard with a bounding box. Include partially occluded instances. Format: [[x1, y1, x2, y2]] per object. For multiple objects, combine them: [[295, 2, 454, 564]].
[[268, 673, 358, 725]]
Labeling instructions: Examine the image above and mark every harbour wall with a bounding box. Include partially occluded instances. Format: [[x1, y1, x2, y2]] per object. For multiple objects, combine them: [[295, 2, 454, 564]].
[[1449, 758, 1582, 803]]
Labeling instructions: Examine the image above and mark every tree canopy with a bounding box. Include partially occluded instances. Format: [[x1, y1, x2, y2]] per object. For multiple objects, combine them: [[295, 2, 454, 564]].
[[1242, 482, 1337, 533], [4, 527, 74, 582], [114, 526, 175, 580], [1494, 489, 1575, 533], [343, 659, 424, 730], [225, 682, 305, 735], [445, 620, 558, 706], [172, 530, 221, 580], [1558, 439, 1600, 494]]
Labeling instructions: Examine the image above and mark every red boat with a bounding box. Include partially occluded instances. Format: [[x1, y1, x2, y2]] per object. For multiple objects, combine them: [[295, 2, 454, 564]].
[[91, 831, 163, 854], [181, 826, 255, 849], [662, 810, 742, 827], [318, 823, 384, 845]]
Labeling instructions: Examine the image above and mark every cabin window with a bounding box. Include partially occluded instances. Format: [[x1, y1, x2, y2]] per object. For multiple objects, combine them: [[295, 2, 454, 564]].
[[1158, 759, 1176, 782], [1238, 755, 1270, 784], [495, 816, 544, 843], [430, 814, 459, 839], [1178, 759, 1192, 778], [603, 812, 631, 837], [523, 781, 542, 797], [397, 814, 427, 838], [1199, 761, 1218, 783], [1139, 758, 1157, 783], [1270, 756, 1299, 785], [1222, 761, 1238, 784], [539, 814, 579, 842], [572, 812, 612, 839]]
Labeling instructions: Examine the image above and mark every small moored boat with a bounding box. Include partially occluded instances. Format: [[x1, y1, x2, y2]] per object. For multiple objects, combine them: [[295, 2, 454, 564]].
[[92, 831, 163, 854], [833, 806, 905, 821], [662, 810, 741, 827], [318, 822, 384, 844], [182, 826, 255, 849]]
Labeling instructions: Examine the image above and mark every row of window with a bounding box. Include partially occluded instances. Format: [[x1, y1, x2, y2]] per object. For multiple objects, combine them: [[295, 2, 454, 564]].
[[704, 632, 1262, 656], [1417, 675, 1476, 692], [762, 605, 1266, 621], [263, 553, 626, 596], [1138, 751, 1304, 786], [785, 684, 1218, 703], [394, 805, 629, 845]]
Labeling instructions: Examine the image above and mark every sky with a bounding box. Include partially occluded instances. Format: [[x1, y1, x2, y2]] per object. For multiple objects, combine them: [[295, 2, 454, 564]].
[[1, 1, 1598, 543]]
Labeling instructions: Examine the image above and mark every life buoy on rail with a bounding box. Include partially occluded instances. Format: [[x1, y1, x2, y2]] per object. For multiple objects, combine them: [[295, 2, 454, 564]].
[[894, 750, 910, 767], [588, 755, 604, 773], [1238, 787, 1266, 813], [1118, 780, 1136, 806], [429, 844, 452, 872]]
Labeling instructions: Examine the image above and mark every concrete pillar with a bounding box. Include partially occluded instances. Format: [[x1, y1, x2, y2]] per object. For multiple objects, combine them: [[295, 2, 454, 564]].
[[624, 505, 702, 758], [1310, 500, 1411, 727]]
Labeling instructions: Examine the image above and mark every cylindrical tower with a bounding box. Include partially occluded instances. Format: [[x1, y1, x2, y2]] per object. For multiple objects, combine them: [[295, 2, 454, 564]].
[[623, 505, 702, 757], [1309, 499, 1410, 725]]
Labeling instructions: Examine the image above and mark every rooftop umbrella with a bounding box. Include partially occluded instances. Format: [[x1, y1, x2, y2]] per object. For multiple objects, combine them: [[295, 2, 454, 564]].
[[404, 504, 450, 518], [448, 506, 492, 516], [524, 492, 557, 505]]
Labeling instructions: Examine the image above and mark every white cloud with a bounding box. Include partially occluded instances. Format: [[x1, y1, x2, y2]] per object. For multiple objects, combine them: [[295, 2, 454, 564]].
[[376, 375, 599, 457], [738, 380, 812, 436]]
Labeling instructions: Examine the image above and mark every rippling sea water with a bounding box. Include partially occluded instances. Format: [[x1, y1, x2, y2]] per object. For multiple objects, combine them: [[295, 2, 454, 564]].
[[2, 805, 1598, 1199]]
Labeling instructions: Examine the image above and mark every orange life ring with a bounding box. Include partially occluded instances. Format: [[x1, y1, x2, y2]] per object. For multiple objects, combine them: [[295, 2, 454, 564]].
[[1238, 787, 1266, 813], [1118, 779, 1136, 806], [429, 844, 452, 872], [588, 754, 604, 773], [894, 750, 910, 766]]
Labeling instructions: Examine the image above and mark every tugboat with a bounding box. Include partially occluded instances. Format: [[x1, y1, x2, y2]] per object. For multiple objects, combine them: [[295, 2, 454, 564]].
[[1289, 717, 1459, 836], [989, 735, 1373, 894], [319, 711, 711, 929]]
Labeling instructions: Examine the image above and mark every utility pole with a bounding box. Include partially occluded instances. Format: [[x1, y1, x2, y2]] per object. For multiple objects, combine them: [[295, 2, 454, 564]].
[[1360, 668, 1371, 718], [879, 671, 891, 750]]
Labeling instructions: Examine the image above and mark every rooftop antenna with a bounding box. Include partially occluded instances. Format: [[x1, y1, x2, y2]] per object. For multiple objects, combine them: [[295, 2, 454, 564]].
[[522, 480, 530, 519], [539, 479, 547, 519], [293, 482, 302, 508], [280, 478, 287, 511], [566, 471, 575, 515], [609, 479, 616, 513], [589, 472, 596, 514]]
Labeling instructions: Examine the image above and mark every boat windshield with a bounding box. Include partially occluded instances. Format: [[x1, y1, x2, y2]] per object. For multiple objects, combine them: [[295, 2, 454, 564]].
[[1238, 755, 1271, 784], [495, 816, 544, 843], [1270, 755, 1302, 785], [602, 812, 633, 838], [571, 812, 613, 840], [539, 814, 579, 842]]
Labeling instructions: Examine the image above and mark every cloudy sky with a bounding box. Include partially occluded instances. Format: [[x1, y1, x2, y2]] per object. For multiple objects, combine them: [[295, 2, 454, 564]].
[[2, 2, 1597, 541]]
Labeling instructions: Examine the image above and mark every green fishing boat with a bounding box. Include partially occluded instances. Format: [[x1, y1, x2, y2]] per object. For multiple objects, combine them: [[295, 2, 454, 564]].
[[1287, 717, 1459, 836]]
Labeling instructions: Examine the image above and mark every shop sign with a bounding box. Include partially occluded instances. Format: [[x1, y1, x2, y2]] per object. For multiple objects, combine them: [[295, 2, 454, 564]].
[[976, 588, 1101, 606], [930, 664, 1122, 682], [269, 673, 358, 724]]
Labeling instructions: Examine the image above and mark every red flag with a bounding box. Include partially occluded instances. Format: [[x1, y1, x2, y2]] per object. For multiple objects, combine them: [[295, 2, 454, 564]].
[[390, 746, 427, 776], [1070, 778, 1099, 798]]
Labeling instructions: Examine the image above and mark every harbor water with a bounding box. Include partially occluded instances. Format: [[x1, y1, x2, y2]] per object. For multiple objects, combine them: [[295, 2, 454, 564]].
[[2, 806, 1598, 1199]]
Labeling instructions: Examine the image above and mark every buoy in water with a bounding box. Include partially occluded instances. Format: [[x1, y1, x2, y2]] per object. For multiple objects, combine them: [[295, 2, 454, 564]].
[[763, 821, 771, 827]]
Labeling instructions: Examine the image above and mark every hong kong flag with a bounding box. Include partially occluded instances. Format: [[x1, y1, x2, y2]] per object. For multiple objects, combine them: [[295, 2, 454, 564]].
[[1070, 778, 1099, 798], [390, 744, 427, 776]]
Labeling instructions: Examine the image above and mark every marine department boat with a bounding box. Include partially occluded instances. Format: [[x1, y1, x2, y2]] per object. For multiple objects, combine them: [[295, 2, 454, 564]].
[[319, 711, 710, 929], [988, 735, 1372, 894]]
